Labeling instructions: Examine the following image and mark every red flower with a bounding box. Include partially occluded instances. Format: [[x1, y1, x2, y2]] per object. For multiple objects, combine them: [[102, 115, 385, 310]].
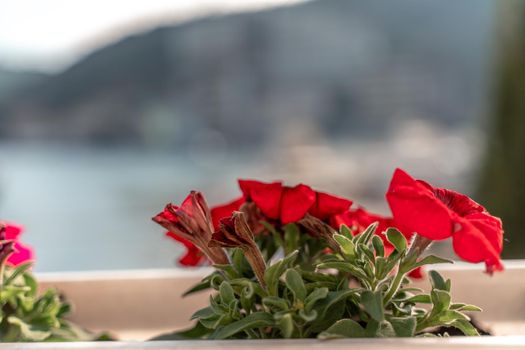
[[0, 223, 34, 267], [309, 191, 353, 221], [210, 197, 244, 230], [238, 179, 351, 224], [153, 191, 228, 265], [386, 168, 504, 274], [165, 232, 206, 266]]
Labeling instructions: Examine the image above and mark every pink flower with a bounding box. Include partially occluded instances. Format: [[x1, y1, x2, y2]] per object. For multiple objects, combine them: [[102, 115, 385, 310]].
[[0, 223, 34, 267]]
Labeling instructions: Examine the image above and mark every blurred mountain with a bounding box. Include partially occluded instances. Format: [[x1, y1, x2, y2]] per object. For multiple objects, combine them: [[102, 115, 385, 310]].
[[1, 0, 494, 148]]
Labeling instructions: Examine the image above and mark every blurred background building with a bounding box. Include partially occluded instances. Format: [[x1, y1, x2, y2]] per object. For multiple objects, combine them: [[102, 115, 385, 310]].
[[0, 0, 520, 271]]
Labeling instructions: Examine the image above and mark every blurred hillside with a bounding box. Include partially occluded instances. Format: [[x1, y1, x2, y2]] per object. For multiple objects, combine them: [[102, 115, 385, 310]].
[[0, 0, 493, 149]]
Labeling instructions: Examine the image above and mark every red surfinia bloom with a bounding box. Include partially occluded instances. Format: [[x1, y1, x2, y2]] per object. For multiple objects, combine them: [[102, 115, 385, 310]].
[[386, 168, 504, 274], [309, 191, 353, 222], [153, 191, 228, 265], [238, 179, 351, 224], [0, 223, 34, 267]]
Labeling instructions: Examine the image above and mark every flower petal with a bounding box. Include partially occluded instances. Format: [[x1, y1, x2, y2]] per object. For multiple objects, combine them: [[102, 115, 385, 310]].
[[309, 191, 352, 221], [387, 168, 453, 240], [280, 184, 316, 224], [6, 241, 34, 267], [211, 197, 245, 230], [452, 217, 503, 274], [238, 179, 283, 220]]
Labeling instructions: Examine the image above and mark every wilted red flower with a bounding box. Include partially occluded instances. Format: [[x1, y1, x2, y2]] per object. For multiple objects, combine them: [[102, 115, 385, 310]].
[[153, 191, 228, 265], [0, 223, 34, 267], [165, 232, 206, 266], [210, 211, 267, 286], [386, 168, 504, 274], [238, 179, 351, 224]]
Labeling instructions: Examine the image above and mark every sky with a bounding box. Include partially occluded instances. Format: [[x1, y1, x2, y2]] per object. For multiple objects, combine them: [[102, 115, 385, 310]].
[[0, 0, 307, 73]]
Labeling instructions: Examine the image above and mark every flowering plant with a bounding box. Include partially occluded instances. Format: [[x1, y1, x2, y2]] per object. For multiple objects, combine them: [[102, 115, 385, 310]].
[[0, 222, 108, 342], [153, 168, 503, 339]]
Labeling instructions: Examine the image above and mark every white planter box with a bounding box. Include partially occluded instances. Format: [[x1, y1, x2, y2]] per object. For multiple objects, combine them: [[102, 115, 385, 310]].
[[7, 261, 525, 349]]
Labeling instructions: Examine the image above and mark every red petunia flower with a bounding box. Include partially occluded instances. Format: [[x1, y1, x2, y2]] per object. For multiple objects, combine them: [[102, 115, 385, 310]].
[[238, 179, 351, 224], [211, 197, 245, 230], [386, 168, 504, 274], [309, 191, 353, 222], [165, 232, 206, 266], [1, 223, 34, 267]]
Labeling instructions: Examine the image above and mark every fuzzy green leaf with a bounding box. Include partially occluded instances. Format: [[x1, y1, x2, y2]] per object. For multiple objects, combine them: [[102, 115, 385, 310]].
[[372, 235, 385, 257], [390, 317, 416, 337], [278, 313, 294, 338], [211, 312, 274, 339], [355, 223, 378, 245], [264, 250, 299, 296], [333, 234, 355, 259], [450, 319, 480, 336], [361, 291, 384, 322], [429, 270, 448, 291], [219, 282, 236, 305], [386, 228, 407, 253], [430, 289, 451, 314], [304, 287, 329, 312], [318, 319, 366, 339], [285, 269, 307, 302]]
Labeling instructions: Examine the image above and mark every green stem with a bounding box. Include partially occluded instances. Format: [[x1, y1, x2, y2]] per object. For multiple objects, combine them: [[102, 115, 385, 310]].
[[383, 269, 405, 306]]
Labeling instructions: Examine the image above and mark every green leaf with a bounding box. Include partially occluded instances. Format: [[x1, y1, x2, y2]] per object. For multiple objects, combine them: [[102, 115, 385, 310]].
[[355, 223, 378, 245], [339, 224, 352, 238], [411, 255, 453, 269], [264, 250, 299, 296], [450, 319, 480, 336], [304, 287, 329, 312], [430, 289, 451, 314], [211, 312, 274, 340], [386, 228, 407, 253], [316, 262, 368, 281], [4, 262, 33, 286], [219, 282, 236, 305], [262, 297, 289, 311], [285, 269, 307, 302], [372, 235, 385, 257], [333, 234, 355, 259], [428, 270, 448, 291], [314, 290, 358, 321], [7, 316, 51, 341], [404, 294, 432, 304], [390, 317, 416, 337], [365, 320, 396, 337], [361, 291, 384, 322], [278, 313, 294, 338], [191, 306, 216, 320], [450, 303, 482, 312], [299, 309, 317, 322], [318, 319, 366, 339]]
